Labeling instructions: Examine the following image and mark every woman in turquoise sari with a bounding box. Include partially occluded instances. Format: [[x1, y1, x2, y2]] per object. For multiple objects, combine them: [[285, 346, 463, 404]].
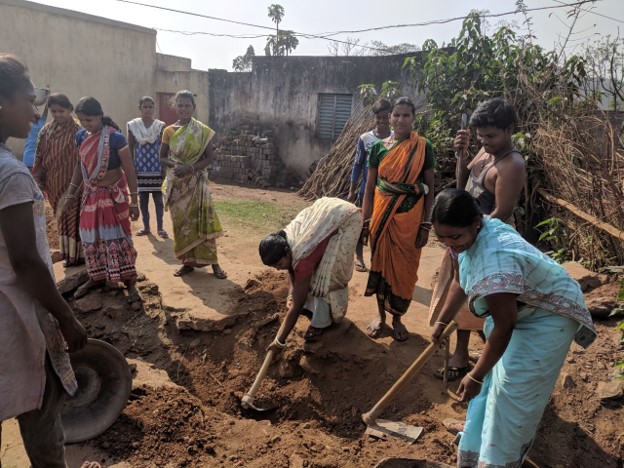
[[430, 189, 596, 468], [159, 90, 226, 278]]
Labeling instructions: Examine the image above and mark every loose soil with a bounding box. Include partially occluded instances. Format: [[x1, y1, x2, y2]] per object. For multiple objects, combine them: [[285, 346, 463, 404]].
[[4, 184, 623, 468]]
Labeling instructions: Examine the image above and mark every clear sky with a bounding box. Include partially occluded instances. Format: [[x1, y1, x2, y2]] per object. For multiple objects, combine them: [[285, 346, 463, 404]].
[[27, 0, 624, 70]]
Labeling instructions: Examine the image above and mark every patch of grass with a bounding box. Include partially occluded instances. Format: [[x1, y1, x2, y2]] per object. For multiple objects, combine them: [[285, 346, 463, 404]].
[[214, 199, 307, 234]]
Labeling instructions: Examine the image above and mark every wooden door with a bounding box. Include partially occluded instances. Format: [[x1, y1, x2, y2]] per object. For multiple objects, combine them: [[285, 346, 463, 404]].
[[158, 93, 177, 126]]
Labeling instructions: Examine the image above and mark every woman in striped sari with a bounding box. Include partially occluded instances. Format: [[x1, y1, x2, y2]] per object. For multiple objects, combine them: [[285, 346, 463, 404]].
[[361, 97, 435, 341], [32, 93, 84, 266]]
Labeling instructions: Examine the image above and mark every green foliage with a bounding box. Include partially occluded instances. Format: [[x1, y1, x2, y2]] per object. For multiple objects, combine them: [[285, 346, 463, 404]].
[[535, 217, 570, 263], [232, 45, 255, 72], [357, 81, 400, 106], [401, 11, 587, 157], [265, 30, 299, 56]]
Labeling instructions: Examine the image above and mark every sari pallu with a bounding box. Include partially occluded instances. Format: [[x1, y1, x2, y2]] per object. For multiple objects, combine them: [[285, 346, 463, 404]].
[[33, 119, 84, 264], [79, 126, 137, 282], [163, 119, 223, 266], [284, 197, 362, 322], [365, 132, 427, 315]]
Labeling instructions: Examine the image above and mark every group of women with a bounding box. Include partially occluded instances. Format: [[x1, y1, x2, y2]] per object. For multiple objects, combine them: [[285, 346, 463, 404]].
[[32, 89, 227, 302], [259, 97, 596, 468], [3, 48, 598, 466]]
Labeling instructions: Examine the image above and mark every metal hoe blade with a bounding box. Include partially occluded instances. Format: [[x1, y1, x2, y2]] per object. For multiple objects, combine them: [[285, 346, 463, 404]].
[[240, 394, 278, 412], [365, 419, 424, 444]]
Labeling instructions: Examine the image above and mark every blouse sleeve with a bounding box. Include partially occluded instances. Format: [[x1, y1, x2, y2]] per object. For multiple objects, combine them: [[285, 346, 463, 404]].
[[109, 131, 128, 150], [367, 141, 384, 169], [162, 126, 174, 145], [422, 139, 436, 171]]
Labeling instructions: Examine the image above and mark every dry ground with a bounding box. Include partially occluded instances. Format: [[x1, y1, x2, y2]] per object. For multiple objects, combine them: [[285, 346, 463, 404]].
[[1, 183, 623, 468]]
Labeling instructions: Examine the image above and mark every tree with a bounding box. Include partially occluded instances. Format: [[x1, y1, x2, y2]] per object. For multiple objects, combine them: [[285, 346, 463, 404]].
[[369, 41, 419, 56], [265, 4, 298, 57], [265, 30, 299, 56], [267, 4, 285, 40], [232, 45, 255, 72], [327, 37, 365, 56]]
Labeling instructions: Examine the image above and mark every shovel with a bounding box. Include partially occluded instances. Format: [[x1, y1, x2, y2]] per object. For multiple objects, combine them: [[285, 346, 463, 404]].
[[241, 349, 279, 412], [362, 322, 458, 434]]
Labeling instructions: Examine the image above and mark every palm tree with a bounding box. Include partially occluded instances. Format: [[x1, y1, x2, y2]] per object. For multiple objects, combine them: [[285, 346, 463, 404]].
[[267, 4, 285, 54], [267, 4, 285, 38]]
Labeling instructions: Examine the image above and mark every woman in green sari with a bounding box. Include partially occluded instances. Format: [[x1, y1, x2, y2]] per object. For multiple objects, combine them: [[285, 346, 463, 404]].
[[159, 90, 227, 278]]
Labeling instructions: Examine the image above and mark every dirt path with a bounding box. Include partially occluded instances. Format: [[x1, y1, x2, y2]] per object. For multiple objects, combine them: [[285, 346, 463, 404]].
[[2, 183, 623, 467]]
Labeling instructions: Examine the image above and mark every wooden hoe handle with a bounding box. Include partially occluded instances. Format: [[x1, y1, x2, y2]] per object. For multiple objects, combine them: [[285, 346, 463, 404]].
[[362, 321, 459, 425], [243, 349, 275, 402]]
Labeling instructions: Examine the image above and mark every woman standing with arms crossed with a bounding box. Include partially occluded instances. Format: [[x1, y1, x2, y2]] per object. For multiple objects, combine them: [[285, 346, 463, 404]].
[[127, 96, 167, 238], [32, 93, 84, 267], [63, 97, 141, 305], [160, 90, 226, 279], [361, 97, 435, 341]]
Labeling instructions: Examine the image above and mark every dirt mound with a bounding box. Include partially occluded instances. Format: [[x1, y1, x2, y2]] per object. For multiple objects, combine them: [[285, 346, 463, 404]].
[[67, 269, 624, 467]]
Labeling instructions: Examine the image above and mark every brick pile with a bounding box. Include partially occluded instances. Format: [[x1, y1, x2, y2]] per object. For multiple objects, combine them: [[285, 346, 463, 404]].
[[212, 125, 281, 187]]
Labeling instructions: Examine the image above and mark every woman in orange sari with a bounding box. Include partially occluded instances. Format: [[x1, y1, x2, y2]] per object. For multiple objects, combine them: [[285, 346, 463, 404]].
[[361, 97, 435, 341]]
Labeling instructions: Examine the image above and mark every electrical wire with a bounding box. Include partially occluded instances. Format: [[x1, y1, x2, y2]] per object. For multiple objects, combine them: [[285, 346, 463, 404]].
[[114, 0, 605, 52]]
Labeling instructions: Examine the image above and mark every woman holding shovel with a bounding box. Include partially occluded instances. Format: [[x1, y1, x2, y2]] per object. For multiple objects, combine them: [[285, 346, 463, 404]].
[[430, 189, 596, 468], [260, 197, 362, 347]]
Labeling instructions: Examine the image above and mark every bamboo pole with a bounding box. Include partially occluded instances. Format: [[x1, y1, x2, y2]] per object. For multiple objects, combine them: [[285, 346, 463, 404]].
[[538, 189, 624, 241]]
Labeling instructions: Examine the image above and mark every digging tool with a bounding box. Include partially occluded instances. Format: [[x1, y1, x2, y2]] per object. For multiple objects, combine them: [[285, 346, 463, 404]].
[[241, 349, 278, 412], [362, 321, 459, 432]]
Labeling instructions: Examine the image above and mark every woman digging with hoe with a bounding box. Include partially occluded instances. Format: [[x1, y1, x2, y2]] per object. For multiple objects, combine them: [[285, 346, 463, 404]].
[[260, 197, 362, 348], [430, 188, 595, 467]]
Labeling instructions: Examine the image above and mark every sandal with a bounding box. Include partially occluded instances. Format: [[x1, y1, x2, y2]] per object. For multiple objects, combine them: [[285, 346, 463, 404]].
[[355, 259, 368, 272], [174, 265, 195, 277], [304, 325, 325, 342], [433, 365, 471, 382], [366, 319, 386, 339], [469, 351, 481, 363], [212, 265, 227, 279], [136, 229, 150, 236], [391, 319, 409, 342], [157, 230, 169, 239]]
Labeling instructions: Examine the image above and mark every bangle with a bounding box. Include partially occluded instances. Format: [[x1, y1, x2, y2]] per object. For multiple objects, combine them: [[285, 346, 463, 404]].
[[273, 337, 286, 349], [435, 321, 448, 326], [66, 193, 75, 199], [420, 221, 433, 227], [466, 373, 483, 385], [420, 225, 431, 232], [69, 183, 79, 189], [129, 203, 138, 208]]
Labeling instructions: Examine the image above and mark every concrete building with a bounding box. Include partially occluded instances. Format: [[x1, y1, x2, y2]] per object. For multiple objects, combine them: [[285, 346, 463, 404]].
[[1, 0, 422, 179], [208, 55, 420, 175], [0, 0, 209, 155]]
